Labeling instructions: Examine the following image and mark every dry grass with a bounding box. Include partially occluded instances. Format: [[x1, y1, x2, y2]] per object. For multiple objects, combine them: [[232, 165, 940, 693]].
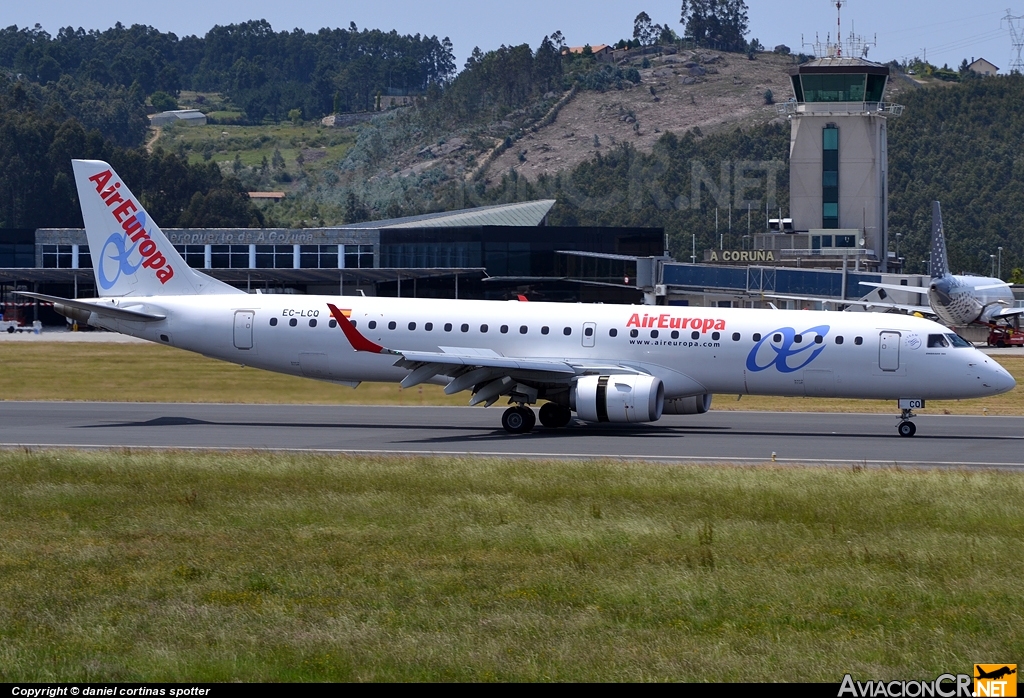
[[1, 341, 1021, 416], [1, 450, 1022, 681]]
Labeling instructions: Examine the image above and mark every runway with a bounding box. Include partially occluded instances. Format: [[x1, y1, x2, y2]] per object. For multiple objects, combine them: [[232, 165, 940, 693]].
[[1, 402, 1022, 468]]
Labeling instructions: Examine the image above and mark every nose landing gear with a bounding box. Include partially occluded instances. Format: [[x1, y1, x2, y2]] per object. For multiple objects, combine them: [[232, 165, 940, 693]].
[[896, 406, 918, 437]]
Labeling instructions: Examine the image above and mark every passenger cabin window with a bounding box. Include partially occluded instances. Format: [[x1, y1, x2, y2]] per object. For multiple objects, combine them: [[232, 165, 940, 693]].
[[408, 322, 416, 331], [289, 318, 297, 327], [671, 331, 679, 339], [928, 334, 950, 348], [774, 333, 782, 343], [425, 322, 433, 331], [712, 332, 720, 341], [732, 333, 740, 341], [854, 336, 863, 345], [541, 326, 549, 335], [444, 323, 452, 332], [814, 335, 823, 344], [500, 325, 509, 334], [753, 333, 762, 342], [835, 336, 843, 344], [584, 327, 592, 337], [794, 335, 802, 343], [461, 323, 469, 333], [609, 328, 618, 337], [481, 324, 488, 333], [351, 321, 357, 328], [520, 325, 528, 334], [368, 321, 377, 330], [630, 329, 639, 338], [309, 319, 317, 328], [388, 321, 396, 330], [651, 330, 660, 339], [329, 320, 337, 328], [691, 331, 700, 340], [269, 318, 278, 326], [564, 327, 572, 336]]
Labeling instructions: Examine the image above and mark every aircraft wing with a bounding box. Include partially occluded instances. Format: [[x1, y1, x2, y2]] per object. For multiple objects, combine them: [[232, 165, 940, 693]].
[[15, 292, 167, 321], [327, 303, 644, 406], [988, 306, 1024, 320]]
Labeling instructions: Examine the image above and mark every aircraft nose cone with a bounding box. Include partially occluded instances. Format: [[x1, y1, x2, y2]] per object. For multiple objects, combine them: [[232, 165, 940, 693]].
[[994, 365, 1016, 394]]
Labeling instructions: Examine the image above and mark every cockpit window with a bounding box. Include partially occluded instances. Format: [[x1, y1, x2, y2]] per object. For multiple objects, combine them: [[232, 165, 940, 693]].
[[927, 334, 949, 348], [946, 333, 972, 348]]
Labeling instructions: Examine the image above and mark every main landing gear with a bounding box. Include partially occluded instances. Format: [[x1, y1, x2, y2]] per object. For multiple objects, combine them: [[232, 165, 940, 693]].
[[501, 403, 574, 433], [897, 407, 917, 438], [501, 405, 536, 434]]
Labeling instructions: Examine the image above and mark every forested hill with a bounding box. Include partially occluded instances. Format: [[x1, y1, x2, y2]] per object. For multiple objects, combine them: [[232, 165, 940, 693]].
[[482, 73, 1024, 279], [0, 20, 456, 127], [886, 75, 1024, 278]]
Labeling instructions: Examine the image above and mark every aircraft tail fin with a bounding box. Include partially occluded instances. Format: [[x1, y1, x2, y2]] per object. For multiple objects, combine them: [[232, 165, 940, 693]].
[[72, 159, 243, 297], [930, 201, 950, 279]]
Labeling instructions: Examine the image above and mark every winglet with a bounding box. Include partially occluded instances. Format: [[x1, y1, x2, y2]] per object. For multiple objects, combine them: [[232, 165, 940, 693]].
[[327, 304, 387, 353]]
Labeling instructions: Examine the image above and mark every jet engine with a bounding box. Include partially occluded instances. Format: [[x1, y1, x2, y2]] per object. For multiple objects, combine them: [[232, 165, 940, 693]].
[[662, 394, 712, 415], [573, 375, 664, 423]]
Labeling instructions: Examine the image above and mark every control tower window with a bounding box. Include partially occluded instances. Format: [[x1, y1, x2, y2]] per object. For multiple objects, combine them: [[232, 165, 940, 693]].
[[822, 126, 839, 229]]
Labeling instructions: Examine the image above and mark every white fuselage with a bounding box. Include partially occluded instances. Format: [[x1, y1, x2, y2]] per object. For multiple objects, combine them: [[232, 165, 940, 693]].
[[87, 294, 1015, 403]]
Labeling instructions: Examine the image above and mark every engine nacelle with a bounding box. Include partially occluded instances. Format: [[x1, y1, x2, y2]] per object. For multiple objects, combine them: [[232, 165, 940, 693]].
[[574, 375, 664, 423], [662, 394, 712, 415]]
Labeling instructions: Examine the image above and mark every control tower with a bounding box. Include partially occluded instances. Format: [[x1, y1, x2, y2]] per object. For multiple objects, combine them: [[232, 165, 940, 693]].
[[773, 51, 903, 271]]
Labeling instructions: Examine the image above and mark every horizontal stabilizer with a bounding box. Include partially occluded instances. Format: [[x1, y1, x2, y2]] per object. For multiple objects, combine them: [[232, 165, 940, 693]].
[[16, 292, 166, 321], [859, 281, 931, 296]]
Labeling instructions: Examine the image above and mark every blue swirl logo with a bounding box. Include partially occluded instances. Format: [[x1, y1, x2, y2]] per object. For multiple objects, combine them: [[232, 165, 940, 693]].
[[97, 232, 142, 290], [745, 325, 830, 373]]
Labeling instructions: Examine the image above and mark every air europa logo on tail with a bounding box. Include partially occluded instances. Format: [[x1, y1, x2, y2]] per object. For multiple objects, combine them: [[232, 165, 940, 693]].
[[88, 169, 174, 289], [627, 313, 726, 333]]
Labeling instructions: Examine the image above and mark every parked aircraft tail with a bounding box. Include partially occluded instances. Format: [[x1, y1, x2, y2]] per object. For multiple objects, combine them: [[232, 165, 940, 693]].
[[929, 201, 950, 279], [71, 159, 242, 297]]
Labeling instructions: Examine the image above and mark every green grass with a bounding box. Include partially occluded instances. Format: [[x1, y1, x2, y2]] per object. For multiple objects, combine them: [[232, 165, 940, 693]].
[[1, 341, 1022, 415], [155, 122, 356, 174], [0, 450, 1021, 681]]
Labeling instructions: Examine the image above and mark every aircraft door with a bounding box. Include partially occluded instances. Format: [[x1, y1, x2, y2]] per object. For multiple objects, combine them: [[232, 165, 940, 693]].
[[233, 310, 254, 350], [879, 331, 900, 372], [582, 322, 596, 348]]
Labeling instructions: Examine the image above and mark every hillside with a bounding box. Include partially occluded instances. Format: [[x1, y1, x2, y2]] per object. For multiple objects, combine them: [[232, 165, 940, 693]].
[[487, 50, 792, 182]]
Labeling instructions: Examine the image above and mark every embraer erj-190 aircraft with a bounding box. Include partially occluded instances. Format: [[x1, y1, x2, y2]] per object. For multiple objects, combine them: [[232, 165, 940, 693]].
[[20, 161, 1016, 437], [858, 201, 1021, 327]]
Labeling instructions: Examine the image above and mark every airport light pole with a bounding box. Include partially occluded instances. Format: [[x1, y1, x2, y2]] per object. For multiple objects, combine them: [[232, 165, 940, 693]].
[[991, 254, 997, 277], [998, 246, 1003, 279]]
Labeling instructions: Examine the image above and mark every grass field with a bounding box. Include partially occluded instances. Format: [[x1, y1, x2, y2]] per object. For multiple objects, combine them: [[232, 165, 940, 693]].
[[154, 122, 356, 174], [1, 450, 1021, 682], [1, 341, 1022, 415]]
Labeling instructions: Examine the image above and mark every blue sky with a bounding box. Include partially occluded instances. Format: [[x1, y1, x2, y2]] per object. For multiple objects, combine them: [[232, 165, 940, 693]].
[[2, 1, 1019, 72]]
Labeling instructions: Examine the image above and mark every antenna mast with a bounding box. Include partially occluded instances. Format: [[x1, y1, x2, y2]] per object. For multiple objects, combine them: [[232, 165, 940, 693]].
[[1003, 7, 1024, 74], [834, 0, 846, 56]]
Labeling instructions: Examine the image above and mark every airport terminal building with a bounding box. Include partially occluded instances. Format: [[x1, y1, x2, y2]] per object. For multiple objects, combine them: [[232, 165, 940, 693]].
[[0, 200, 666, 325]]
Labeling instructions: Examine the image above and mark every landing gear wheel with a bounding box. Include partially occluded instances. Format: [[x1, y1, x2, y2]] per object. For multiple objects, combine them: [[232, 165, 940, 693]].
[[502, 405, 535, 434], [897, 421, 917, 438], [539, 402, 572, 428]]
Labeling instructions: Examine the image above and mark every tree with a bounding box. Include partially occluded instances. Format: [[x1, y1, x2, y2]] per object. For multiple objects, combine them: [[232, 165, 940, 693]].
[[150, 90, 177, 111], [680, 0, 749, 52], [633, 12, 657, 47]]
